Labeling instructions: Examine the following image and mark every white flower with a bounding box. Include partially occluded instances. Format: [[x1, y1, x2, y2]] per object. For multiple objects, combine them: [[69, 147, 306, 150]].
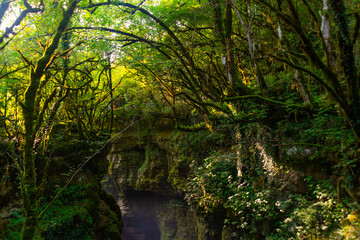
[[241, 222, 248, 228]]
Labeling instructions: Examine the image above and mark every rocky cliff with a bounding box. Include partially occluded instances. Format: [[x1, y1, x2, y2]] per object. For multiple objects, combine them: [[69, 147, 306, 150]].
[[0, 138, 123, 239], [107, 114, 359, 239]]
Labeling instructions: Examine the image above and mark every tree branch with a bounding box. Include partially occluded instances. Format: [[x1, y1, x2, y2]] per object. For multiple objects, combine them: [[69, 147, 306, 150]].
[[0, 6, 42, 46], [269, 53, 350, 112], [32, 88, 57, 139], [0, 0, 10, 25], [222, 94, 308, 110]]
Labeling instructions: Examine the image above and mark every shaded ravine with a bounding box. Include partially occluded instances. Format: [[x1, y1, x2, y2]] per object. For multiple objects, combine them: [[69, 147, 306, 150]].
[[118, 192, 161, 240], [102, 176, 162, 240], [103, 172, 203, 239]]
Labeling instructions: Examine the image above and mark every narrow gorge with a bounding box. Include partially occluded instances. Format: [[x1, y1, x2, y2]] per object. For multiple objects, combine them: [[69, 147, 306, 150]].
[[1, 0, 359, 239], [101, 111, 345, 239]]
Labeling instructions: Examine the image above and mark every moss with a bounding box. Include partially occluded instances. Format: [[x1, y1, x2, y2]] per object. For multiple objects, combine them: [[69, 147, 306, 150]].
[[168, 156, 192, 193], [100, 189, 122, 223], [25, 133, 123, 240], [51, 139, 89, 157], [38, 180, 122, 240], [135, 144, 171, 193], [0, 142, 18, 208], [155, 199, 203, 240], [94, 200, 122, 239], [111, 135, 140, 152], [39, 184, 98, 239]]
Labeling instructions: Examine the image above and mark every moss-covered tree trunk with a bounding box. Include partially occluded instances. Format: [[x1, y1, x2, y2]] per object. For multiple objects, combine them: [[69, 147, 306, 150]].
[[20, 1, 79, 239], [232, 0, 267, 91], [21, 73, 39, 240], [329, 0, 360, 144], [208, 0, 251, 95]]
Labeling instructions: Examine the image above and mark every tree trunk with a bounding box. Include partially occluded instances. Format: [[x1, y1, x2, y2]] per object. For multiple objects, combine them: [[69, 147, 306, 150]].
[[294, 70, 311, 104], [232, 0, 267, 91], [21, 64, 40, 240], [20, 1, 79, 239]]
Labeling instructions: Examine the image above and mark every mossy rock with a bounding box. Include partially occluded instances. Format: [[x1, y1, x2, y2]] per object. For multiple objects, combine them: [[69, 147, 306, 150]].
[[94, 199, 122, 239], [135, 144, 173, 194], [168, 156, 192, 193], [40, 181, 122, 240]]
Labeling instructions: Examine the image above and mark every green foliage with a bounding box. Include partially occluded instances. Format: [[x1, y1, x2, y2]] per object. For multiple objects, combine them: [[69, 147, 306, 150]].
[[174, 125, 235, 159], [0, 0, 359, 238], [168, 156, 192, 192], [185, 152, 238, 215], [185, 151, 278, 234], [39, 184, 96, 239], [113, 79, 164, 124], [266, 179, 358, 240], [3, 210, 24, 240], [225, 187, 277, 232], [1, 184, 99, 240], [40, 205, 93, 240]]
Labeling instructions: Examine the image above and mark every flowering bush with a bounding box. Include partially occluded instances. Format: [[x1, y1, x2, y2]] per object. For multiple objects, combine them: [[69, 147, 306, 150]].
[[185, 150, 360, 239], [185, 152, 277, 234], [267, 181, 359, 239], [185, 153, 238, 215]]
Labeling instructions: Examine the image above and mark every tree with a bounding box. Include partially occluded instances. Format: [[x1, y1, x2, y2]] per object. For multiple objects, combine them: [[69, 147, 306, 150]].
[[254, 0, 360, 141], [20, 1, 80, 238], [1, 0, 132, 237], [1, 0, 359, 238]]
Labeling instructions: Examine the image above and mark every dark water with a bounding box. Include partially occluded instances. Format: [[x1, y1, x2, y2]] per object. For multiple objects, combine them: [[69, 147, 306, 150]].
[[118, 192, 161, 240], [102, 176, 161, 240]]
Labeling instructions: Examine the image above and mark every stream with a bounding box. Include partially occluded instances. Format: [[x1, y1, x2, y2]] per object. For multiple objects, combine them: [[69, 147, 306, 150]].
[[118, 192, 161, 240], [102, 175, 201, 240]]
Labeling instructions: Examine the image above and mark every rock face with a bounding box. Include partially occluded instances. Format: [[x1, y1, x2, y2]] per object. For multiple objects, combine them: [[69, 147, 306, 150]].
[[43, 140, 123, 239], [0, 139, 123, 239], [107, 116, 338, 240], [109, 125, 174, 195], [118, 191, 200, 240], [107, 119, 208, 239]]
